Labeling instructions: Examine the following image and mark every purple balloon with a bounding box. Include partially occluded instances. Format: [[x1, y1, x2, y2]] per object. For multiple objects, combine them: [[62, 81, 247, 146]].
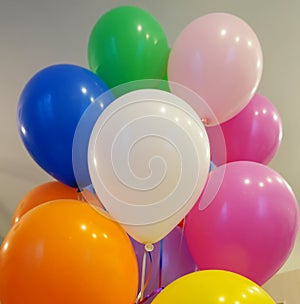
[[185, 161, 299, 285], [131, 226, 196, 297], [206, 93, 282, 165]]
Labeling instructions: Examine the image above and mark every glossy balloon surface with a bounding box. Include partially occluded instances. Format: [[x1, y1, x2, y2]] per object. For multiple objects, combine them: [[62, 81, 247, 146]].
[[206, 94, 282, 165], [168, 13, 263, 125], [153, 270, 275, 303], [185, 161, 299, 285], [88, 89, 210, 243], [0, 200, 138, 304], [17, 64, 110, 186], [88, 6, 169, 88], [11, 181, 81, 225]]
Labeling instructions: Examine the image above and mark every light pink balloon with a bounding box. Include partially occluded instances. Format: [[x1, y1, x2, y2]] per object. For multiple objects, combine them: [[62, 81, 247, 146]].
[[185, 161, 299, 285], [206, 93, 283, 165], [168, 13, 263, 125]]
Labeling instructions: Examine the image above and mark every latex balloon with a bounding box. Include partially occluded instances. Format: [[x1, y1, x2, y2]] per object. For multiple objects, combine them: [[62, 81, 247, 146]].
[[131, 226, 196, 296], [152, 270, 276, 303], [72, 90, 115, 188], [73, 80, 173, 193], [88, 6, 169, 88], [11, 181, 81, 225], [206, 93, 282, 165], [185, 161, 300, 285], [17, 64, 111, 187], [88, 89, 210, 243], [168, 13, 263, 125], [73, 80, 171, 191], [0, 200, 138, 304]]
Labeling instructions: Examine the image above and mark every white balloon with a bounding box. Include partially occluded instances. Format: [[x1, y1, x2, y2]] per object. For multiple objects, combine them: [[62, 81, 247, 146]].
[[88, 89, 210, 243]]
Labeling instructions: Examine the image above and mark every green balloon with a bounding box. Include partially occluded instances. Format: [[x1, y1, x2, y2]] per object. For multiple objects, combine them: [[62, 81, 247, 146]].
[[88, 6, 169, 88]]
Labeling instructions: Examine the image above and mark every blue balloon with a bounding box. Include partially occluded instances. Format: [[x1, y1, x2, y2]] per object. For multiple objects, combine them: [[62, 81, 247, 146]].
[[17, 64, 111, 187]]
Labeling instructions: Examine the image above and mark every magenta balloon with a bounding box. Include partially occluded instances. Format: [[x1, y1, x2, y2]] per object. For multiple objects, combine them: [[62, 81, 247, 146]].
[[168, 13, 263, 125], [206, 93, 283, 165], [131, 226, 196, 296], [185, 161, 299, 285]]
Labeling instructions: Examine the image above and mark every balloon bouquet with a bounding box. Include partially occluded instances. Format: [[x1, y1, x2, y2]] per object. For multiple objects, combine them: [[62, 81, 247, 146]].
[[0, 5, 299, 304]]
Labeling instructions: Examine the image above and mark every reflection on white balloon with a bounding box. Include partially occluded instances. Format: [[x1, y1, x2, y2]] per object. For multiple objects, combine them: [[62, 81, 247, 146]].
[[88, 89, 210, 243]]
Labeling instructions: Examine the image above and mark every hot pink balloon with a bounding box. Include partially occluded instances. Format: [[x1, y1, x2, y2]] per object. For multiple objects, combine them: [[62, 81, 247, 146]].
[[131, 226, 196, 297], [168, 13, 263, 125], [206, 93, 283, 165], [185, 161, 299, 285]]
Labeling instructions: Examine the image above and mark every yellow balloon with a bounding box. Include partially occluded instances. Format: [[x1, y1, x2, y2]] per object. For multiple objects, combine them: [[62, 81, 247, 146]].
[[152, 270, 275, 304]]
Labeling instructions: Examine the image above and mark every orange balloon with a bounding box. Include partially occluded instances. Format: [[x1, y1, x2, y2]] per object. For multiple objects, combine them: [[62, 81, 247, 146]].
[[12, 181, 82, 225], [1, 200, 138, 304]]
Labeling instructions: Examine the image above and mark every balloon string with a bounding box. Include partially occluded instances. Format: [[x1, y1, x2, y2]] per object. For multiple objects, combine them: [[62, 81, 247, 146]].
[[141, 249, 149, 301], [135, 255, 152, 304], [181, 217, 186, 233], [178, 218, 198, 272], [179, 217, 185, 252], [145, 251, 152, 288], [136, 243, 154, 304], [158, 239, 163, 288], [138, 287, 164, 304]]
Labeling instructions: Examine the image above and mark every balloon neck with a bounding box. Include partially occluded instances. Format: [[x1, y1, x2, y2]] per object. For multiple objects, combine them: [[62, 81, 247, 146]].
[[201, 117, 210, 125], [144, 243, 154, 252]]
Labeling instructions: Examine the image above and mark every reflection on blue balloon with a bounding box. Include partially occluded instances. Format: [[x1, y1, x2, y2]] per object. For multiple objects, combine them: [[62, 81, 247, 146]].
[[18, 64, 111, 187], [73, 91, 115, 188]]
